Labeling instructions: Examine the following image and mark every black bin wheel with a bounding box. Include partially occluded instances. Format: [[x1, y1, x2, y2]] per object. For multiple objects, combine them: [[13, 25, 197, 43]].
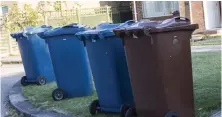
[[37, 76, 46, 85], [164, 112, 178, 117], [52, 88, 65, 101], [120, 104, 130, 117], [89, 99, 100, 115], [125, 108, 137, 117], [21, 76, 29, 86]]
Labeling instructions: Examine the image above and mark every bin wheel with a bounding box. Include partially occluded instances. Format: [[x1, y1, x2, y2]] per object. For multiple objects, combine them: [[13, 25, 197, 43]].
[[89, 99, 100, 115], [120, 104, 130, 117], [125, 108, 137, 117], [21, 76, 29, 86], [37, 76, 46, 85], [52, 88, 65, 101], [164, 112, 178, 117]]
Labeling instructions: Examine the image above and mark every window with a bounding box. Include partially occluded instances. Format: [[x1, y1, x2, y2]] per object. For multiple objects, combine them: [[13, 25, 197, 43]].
[[155, 1, 164, 12], [142, 1, 179, 18], [0, 6, 8, 14]]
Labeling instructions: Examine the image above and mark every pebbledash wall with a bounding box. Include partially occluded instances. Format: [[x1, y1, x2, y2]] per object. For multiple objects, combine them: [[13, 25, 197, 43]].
[[132, 1, 221, 33]]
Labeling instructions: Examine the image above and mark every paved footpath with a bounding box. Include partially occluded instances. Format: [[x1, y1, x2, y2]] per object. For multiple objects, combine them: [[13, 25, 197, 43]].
[[210, 111, 221, 117], [191, 45, 221, 52], [1, 64, 24, 117]]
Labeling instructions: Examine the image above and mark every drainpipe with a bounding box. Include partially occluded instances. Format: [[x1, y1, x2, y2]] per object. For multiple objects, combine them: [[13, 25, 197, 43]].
[[133, 1, 138, 21]]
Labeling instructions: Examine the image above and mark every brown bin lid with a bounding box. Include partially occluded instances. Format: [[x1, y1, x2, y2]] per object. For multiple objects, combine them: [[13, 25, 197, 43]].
[[113, 21, 160, 38], [113, 17, 199, 38]]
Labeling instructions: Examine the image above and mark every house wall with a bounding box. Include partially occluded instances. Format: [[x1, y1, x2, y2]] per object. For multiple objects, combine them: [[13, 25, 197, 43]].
[[190, 1, 205, 32], [132, 1, 143, 21], [0, 1, 17, 12], [179, 1, 190, 19], [133, 1, 205, 33]]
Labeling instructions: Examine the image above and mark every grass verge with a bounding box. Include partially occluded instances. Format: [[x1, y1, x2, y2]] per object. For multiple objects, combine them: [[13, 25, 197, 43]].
[[192, 52, 221, 117], [23, 52, 221, 117], [7, 104, 25, 117]]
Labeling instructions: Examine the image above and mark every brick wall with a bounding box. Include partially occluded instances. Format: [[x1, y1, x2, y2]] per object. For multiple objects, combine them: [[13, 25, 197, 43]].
[[132, 1, 143, 20], [190, 1, 205, 33]]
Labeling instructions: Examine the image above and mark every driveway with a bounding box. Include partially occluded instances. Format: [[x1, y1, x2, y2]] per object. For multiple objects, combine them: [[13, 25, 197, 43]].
[[1, 64, 24, 117]]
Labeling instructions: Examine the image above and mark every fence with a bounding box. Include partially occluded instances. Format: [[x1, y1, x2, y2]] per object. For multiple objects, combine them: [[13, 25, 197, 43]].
[[0, 6, 115, 57], [0, 27, 19, 56], [44, 6, 112, 27]]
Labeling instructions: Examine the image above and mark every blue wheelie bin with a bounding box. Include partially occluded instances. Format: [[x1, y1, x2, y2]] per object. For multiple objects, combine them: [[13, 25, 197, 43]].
[[10, 26, 55, 86], [38, 23, 93, 101], [76, 21, 135, 117]]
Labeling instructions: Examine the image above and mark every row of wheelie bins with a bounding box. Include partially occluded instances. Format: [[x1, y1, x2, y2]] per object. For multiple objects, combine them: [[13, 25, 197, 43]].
[[10, 17, 198, 117]]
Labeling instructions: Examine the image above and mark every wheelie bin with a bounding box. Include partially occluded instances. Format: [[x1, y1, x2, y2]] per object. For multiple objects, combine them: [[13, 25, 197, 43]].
[[38, 23, 93, 101], [76, 20, 135, 117], [113, 17, 199, 117], [10, 26, 55, 86]]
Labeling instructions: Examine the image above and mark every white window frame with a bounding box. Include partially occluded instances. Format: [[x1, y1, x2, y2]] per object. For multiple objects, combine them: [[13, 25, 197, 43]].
[[142, 1, 179, 18]]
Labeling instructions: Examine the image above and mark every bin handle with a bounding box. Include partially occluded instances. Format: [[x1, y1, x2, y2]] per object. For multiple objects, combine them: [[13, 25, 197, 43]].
[[124, 20, 135, 25], [40, 25, 52, 28], [175, 17, 190, 22], [62, 23, 79, 28], [22, 31, 29, 38]]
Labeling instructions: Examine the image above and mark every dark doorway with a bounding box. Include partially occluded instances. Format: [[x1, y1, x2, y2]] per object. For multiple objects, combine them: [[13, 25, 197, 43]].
[[100, 1, 133, 23]]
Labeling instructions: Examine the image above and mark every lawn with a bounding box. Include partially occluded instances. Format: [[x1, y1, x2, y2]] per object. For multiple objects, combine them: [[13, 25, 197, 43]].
[[192, 52, 221, 117], [22, 52, 221, 117], [191, 37, 221, 46]]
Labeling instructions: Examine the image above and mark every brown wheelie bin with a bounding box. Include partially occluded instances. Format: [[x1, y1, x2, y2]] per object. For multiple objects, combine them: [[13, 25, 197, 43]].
[[113, 17, 199, 117]]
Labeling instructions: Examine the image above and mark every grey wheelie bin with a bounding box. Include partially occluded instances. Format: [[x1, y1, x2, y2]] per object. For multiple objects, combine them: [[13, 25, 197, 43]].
[[113, 17, 199, 117]]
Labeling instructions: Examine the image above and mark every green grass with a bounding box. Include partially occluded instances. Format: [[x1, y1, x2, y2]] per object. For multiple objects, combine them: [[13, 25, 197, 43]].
[[7, 105, 25, 117], [22, 83, 119, 117], [192, 52, 221, 117], [23, 52, 221, 117], [191, 37, 221, 46]]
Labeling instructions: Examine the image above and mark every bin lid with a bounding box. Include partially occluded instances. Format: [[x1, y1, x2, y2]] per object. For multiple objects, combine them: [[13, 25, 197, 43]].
[[23, 25, 52, 37], [38, 23, 90, 39], [113, 17, 199, 38], [10, 30, 25, 39], [147, 17, 198, 33], [76, 20, 135, 41], [94, 23, 121, 30]]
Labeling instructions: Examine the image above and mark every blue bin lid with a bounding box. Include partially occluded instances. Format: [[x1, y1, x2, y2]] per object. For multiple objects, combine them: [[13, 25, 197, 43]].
[[76, 20, 135, 41], [10, 25, 52, 39], [38, 23, 90, 39], [10, 30, 25, 39], [23, 25, 52, 37]]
